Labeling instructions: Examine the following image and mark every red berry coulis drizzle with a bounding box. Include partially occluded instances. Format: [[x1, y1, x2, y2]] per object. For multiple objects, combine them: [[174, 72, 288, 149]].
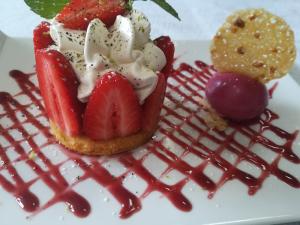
[[0, 61, 299, 220]]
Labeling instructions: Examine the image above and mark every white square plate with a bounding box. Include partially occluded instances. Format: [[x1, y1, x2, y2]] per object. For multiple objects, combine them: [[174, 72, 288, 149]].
[[0, 34, 300, 225]]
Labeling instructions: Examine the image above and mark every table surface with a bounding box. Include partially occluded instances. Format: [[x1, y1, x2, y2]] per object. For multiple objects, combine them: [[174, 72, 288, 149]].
[[0, 0, 299, 224]]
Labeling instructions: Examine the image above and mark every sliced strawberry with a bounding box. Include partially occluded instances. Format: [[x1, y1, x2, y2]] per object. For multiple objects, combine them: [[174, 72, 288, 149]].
[[142, 73, 167, 132], [56, 0, 127, 30], [154, 36, 175, 76], [33, 22, 54, 53], [83, 72, 142, 141], [35, 49, 85, 136]]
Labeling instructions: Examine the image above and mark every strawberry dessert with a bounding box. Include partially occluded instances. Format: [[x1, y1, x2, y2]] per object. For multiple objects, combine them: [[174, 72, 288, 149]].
[[33, 0, 176, 155]]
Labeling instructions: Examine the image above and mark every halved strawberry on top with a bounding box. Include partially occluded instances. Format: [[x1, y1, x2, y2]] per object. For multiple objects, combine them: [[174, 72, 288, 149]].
[[34, 22, 85, 136], [141, 36, 174, 131], [83, 71, 142, 141], [154, 36, 175, 76], [35, 49, 85, 136], [33, 21, 53, 53], [142, 73, 167, 132], [56, 0, 127, 30]]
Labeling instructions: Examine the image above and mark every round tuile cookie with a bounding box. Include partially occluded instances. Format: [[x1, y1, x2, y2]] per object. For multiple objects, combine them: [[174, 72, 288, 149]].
[[210, 8, 296, 83]]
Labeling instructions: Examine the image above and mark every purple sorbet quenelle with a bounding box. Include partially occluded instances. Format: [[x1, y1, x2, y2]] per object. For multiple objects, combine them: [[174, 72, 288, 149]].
[[205, 72, 269, 121]]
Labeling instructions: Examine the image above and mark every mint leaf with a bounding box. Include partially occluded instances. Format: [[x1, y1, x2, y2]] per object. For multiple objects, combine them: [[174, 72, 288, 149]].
[[25, 0, 180, 21], [150, 0, 180, 21], [126, 0, 180, 21], [24, 0, 69, 19], [126, 0, 135, 11]]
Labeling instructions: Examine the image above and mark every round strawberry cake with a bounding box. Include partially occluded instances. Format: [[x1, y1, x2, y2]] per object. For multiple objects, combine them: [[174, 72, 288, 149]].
[[33, 0, 175, 155]]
